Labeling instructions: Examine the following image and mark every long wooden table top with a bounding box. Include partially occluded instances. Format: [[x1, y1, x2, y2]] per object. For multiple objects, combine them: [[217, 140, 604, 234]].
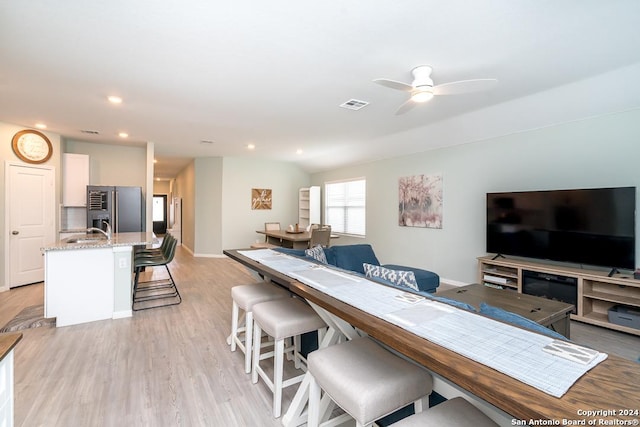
[[0, 332, 22, 361], [224, 249, 640, 423]]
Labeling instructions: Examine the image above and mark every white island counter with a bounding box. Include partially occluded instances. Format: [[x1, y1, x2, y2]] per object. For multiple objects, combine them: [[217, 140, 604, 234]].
[[42, 232, 157, 327]]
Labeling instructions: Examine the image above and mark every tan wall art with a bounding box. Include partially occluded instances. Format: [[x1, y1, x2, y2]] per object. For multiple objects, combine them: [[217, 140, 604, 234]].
[[251, 188, 272, 210]]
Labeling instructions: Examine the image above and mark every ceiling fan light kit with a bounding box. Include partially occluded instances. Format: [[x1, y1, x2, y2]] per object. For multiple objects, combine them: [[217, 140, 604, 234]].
[[411, 87, 434, 103], [374, 64, 498, 114]]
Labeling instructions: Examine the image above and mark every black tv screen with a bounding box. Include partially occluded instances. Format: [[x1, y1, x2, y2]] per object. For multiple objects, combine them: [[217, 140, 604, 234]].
[[486, 187, 636, 270]]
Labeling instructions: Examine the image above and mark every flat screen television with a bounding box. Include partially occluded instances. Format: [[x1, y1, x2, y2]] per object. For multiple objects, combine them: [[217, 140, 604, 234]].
[[486, 187, 636, 270]]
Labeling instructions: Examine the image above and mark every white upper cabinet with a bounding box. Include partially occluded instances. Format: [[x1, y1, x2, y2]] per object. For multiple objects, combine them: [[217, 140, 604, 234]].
[[62, 153, 89, 207]]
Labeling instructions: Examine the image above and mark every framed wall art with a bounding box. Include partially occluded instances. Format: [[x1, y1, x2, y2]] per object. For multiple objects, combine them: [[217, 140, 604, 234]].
[[251, 188, 272, 210], [398, 174, 443, 228]]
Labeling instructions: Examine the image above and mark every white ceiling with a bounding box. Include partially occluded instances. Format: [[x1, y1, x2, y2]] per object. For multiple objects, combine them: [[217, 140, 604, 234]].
[[2, 1, 640, 178]]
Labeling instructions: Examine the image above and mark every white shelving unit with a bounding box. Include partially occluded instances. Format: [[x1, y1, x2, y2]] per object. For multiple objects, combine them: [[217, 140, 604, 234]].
[[298, 186, 320, 228]]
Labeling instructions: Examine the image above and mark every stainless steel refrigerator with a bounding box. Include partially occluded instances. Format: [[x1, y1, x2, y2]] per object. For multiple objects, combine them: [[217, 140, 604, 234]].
[[86, 186, 145, 232]]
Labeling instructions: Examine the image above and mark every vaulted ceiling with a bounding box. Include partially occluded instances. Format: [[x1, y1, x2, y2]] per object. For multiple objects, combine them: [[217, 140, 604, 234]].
[[2, 1, 640, 178]]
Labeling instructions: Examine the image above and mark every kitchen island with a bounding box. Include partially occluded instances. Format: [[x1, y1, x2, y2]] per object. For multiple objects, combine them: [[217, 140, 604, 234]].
[[42, 232, 157, 327]]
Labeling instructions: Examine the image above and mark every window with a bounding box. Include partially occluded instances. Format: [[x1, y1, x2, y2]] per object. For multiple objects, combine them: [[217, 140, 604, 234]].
[[325, 178, 366, 236]]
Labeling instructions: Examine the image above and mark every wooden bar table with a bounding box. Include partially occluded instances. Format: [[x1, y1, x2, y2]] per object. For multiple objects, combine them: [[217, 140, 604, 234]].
[[224, 249, 640, 425]]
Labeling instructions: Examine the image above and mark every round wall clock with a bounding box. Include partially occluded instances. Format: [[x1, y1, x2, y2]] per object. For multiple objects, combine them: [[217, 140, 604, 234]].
[[11, 129, 53, 164]]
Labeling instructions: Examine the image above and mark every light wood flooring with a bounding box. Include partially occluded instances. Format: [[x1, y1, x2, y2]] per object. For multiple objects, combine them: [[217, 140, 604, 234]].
[[1, 248, 638, 427]]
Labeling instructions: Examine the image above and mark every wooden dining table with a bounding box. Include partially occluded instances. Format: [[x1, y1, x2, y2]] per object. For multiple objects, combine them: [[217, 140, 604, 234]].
[[255, 229, 312, 249], [224, 248, 640, 426]]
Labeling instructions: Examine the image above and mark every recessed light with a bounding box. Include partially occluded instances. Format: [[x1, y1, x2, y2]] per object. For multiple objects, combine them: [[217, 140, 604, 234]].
[[247, 144, 256, 150], [108, 95, 123, 104], [296, 149, 303, 155], [35, 123, 47, 129], [118, 132, 129, 138]]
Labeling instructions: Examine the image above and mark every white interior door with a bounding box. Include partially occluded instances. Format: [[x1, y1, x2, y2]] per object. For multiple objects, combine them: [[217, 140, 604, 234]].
[[7, 163, 55, 288]]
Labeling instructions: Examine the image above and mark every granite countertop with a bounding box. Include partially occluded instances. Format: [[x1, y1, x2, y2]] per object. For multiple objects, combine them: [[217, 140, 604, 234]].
[[0, 332, 22, 361], [42, 232, 158, 252]]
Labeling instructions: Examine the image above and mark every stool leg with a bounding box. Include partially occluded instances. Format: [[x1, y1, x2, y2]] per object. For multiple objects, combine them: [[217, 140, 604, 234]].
[[230, 300, 239, 350], [251, 322, 262, 384], [308, 374, 321, 427], [274, 338, 285, 417], [293, 335, 301, 369], [414, 395, 428, 414], [244, 311, 254, 374]]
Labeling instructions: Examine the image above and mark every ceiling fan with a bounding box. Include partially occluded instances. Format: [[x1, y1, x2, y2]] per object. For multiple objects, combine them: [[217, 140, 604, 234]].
[[373, 65, 498, 115]]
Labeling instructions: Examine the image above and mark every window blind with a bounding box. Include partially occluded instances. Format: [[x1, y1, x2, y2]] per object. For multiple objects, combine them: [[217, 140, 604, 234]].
[[325, 178, 366, 236]]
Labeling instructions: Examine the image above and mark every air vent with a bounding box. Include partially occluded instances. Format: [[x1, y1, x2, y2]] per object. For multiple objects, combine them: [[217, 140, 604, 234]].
[[200, 140, 215, 145], [80, 129, 100, 135], [339, 99, 369, 110]]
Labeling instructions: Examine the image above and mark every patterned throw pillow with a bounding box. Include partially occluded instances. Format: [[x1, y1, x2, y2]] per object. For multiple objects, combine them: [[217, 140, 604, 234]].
[[363, 263, 419, 291], [305, 245, 328, 264]]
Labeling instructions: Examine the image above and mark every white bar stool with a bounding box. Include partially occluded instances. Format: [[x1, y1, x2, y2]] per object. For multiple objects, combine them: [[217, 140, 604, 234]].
[[229, 281, 290, 374], [392, 397, 498, 426], [251, 298, 327, 418], [307, 337, 433, 427]]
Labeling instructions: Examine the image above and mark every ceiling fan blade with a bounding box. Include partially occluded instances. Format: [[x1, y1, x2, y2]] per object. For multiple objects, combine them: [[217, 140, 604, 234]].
[[373, 78, 413, 92], [395, 98, 417, 115], [433, 78, 498, 96]]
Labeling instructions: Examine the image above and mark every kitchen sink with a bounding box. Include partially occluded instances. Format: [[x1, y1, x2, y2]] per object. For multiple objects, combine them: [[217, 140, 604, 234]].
[[65, 236, 108, 244]]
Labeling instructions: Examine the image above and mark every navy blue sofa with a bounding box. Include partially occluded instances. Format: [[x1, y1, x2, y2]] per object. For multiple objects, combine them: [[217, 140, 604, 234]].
[[276, 243, 440, 294]]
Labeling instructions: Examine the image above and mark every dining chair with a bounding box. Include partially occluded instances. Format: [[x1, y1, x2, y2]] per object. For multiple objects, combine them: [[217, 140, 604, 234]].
[[251, 222, 282, 249], [309, 225, 331, 248]]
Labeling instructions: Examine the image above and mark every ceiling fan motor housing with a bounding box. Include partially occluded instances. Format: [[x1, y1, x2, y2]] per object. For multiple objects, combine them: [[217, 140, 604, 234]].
[[411, 65, 434, 87]]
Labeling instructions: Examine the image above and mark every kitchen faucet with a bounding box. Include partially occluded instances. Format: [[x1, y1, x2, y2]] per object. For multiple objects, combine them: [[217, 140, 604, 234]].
[[87, 220, 112, 240]]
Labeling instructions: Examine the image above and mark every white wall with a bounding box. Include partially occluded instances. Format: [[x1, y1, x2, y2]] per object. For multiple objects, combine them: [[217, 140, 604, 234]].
[[221, 157, 310, 253], [194, 157, 223, 256], [174, 161, 196, 252], [64, 139, 147, 188], [311, 109, 640, 284]]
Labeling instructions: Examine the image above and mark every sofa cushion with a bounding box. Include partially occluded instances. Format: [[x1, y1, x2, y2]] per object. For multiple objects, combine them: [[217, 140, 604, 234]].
[[363, 263, 419, 291], [324, 244, 380, 274], [305, 245, 328, 264], [383, 264, 439, 294]]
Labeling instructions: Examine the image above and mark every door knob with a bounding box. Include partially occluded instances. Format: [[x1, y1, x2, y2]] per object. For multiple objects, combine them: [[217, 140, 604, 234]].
[[12, 230, 19, 235]]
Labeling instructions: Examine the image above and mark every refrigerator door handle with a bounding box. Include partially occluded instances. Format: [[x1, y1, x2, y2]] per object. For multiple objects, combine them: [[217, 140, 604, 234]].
[[113, 190, 119, 233]]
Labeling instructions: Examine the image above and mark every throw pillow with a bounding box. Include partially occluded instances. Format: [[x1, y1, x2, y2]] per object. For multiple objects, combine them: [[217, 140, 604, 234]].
[[305, 245, 328, 264], [363, 263, 419, 291]]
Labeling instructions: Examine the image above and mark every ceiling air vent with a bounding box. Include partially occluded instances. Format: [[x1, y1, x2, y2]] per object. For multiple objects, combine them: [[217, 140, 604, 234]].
[[339, 99, 369, 111], [80, 129, 100, 135]]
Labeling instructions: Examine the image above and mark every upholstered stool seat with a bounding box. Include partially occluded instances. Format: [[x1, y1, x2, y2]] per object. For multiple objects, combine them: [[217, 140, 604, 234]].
[[229, 282, 290, 374], [392, 397, 498, 426], [252, 298, 326, 418], [307, 337, 433, 427]]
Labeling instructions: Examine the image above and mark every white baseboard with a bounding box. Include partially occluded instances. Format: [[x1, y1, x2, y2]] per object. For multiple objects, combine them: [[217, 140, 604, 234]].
[[112, 310, 132, 319], [439, 277, 470, 288], [193, 253, 227, 258]]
